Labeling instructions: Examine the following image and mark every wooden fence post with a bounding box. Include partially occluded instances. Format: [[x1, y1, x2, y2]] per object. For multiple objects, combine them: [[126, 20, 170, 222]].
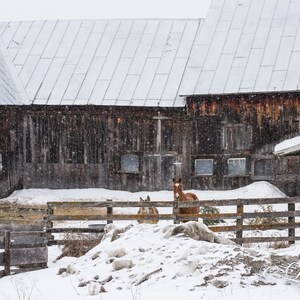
[[46, 204, 54, 242], [4, 230, 10, 276], [236, 203, 244, 245], [173, 198, 180, 224], [107, 199, 113, 224], [288, 203, 295, 245]]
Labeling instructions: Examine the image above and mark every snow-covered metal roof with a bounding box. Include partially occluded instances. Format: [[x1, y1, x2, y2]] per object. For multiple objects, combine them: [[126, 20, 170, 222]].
[[181, 0, 300, 96], [0, 39, 24, 104], [2, 0, 300, 107], [274, 136, 300, 156], [0, 19, 201, 107]]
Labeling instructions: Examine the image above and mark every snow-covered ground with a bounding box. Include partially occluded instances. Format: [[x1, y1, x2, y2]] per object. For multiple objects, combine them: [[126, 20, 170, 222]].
[[0, 181, 299, 300]]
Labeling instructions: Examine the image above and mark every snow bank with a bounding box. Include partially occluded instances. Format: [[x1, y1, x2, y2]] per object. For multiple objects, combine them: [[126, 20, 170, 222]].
[[2, 181, 286, 206], [60, 221, 289, 296]]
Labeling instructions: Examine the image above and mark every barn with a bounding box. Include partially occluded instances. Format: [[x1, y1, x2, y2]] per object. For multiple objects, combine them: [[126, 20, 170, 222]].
[[1, 0, 300, 198]]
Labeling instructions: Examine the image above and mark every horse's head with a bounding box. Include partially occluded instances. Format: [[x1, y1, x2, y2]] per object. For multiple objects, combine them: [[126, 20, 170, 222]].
[[139, 196, 150, 214], [173, 178, 183, 200], [139, 196, 150, 203], [137, 196, 159, 224]]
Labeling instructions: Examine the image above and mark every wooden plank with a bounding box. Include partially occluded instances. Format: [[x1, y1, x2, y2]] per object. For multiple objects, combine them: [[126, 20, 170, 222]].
[[47, 197, 300, 208], [0, 251, 4, 264], [4, 231, 10, 275], [232, 236, 300, 244], [49, 213, 174, 221], [10, 236, 47, 247], [0, 223, 44, 231], [288, 203, 296, 245], [47, 201, 175, 208], [243, 211, 300, 218], [48, 239, 102, 246], [11, 247, 48, 266], [209, 222, 300, 232], [47, 227, 105, 233], [236, 203, 244, 244], [0, 206, 47, 214]]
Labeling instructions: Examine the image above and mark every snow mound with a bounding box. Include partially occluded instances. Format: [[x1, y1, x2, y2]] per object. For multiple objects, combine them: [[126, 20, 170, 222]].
[[163, 220, 235, 245], [3, 181, 286, 205], [60, 222, 284, 295]]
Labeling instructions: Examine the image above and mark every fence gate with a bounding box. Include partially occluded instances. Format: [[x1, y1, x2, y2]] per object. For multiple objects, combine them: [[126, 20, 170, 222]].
[[0, 223, 48, 277]]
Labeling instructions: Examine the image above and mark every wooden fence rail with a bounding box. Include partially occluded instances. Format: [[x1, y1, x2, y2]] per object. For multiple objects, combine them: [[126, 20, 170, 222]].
[[46, 197, 300, 246]]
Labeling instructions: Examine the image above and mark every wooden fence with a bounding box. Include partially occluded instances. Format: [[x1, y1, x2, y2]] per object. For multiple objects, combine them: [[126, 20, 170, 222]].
[[0, 203, 47, 223], [0, 223, 48, 277], [46, 197, 300, 245]]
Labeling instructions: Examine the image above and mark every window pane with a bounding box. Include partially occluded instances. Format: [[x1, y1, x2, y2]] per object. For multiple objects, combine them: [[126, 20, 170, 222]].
[[195, 159, 213, 175], [122, 154, 139, 173], [254, 159, 273, 176], [228, 158, 246, 176]]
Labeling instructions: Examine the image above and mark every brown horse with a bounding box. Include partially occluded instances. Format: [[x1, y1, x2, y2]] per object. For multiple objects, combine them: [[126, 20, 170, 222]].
[[173, 178, 199, 222], [137, 196, 159, 224]]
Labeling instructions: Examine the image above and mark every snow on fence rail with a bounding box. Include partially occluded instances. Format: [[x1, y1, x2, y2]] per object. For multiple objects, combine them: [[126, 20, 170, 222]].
[[46, 197, 300, 246], [0, 223, 48, 277]]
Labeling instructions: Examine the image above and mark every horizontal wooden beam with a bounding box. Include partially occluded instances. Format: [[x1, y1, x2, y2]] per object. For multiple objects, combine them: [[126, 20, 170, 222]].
[[232, 236, 300, 244], [209, 222, 300, 232], [48, 239, 102, 246], [47, 197, 300, 208], [47, 227, 105, 233]]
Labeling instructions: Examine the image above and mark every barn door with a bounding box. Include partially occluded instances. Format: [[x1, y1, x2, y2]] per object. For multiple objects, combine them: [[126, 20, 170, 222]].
[[144, 152, 178, 191]]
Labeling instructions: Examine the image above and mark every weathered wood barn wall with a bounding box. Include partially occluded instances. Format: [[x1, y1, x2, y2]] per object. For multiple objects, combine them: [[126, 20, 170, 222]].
[[16, 91, 300, 196], [22, 106, 187, 192], [2, 0, 300, 197], [0, 107, 23, 197], [187, 92, 300, 196]]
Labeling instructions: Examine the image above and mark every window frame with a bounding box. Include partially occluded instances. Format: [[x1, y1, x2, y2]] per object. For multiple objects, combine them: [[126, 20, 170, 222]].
[[120, 153, 140, 174], [194, 158, 214, 176], [227, 157, 247, 177], [251, 156, 275, 180]]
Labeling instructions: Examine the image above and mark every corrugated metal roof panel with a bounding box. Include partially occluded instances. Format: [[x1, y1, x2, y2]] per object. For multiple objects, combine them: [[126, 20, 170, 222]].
[[0, 42, 26, 104], [1, 19, 202, 106], [181, 0, 300, 96]]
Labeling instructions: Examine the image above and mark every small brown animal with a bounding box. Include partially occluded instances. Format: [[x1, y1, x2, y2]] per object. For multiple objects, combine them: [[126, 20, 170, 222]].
[[137, 196, 159, 224], [173, 178, 199, 222]]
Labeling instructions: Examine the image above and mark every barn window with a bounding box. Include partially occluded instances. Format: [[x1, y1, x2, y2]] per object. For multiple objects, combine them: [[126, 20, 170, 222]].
[[228, 158, 247, 176], [121, 154, 139, 173], [195, 159, 214, 176], [222, 124, 252, 152], [252, 158, 275, 180]]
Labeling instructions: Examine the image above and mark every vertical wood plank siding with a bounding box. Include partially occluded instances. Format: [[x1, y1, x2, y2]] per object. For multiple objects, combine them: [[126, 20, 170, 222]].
[[1, 91, 300, 197], [22, 107, 187, 192], [0, 108, 23, 198], [187, 93, 300, 194]]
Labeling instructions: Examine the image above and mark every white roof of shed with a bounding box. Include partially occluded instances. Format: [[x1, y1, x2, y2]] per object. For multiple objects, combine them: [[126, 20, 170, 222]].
[[274, 136, 300, 156], [0, 19, 201, 106], [181, 0, 300, 96]]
